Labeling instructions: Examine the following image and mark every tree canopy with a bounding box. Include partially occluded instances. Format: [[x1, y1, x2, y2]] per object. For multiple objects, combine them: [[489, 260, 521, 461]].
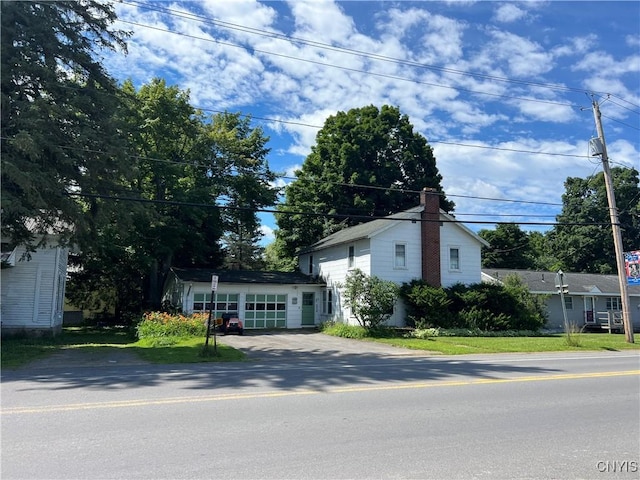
[[1, 1, 129, 248], [477, 168, 639, 273], [478, 224, 535, 269], [547, 167, 639, 273], [274, 105, 452, 262], [68, 79, 278, 312]]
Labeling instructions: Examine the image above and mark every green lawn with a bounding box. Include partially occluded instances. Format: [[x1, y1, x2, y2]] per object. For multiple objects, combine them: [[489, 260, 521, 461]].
[[368, 333, 640, 355], [1, 327, 245, 368], [2, 327, 638, 369]]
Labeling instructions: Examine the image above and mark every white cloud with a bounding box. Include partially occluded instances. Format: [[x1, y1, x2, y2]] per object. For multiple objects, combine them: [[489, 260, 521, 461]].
[[493, 4, 527, 23], [573, 51, 640, 78], [201, 0, 277, 31], [627, 34, 640, 48], [487, 30, 554, 77], [287, 0, 356, 43], [260, 224, 275, 242], [102, 1, 638, 235]]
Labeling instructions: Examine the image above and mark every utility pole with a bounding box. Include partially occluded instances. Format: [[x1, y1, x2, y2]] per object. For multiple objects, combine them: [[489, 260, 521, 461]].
[[591, 98, 634, 343]]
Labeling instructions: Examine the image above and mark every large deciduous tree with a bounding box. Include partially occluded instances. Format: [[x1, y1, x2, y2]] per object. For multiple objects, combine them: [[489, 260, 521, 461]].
[[274, 105, 453, 262], [68, 80, 278, 314], [547, 167, 639, 273], [478, 223, 536, 269], [1, 0, 129, 249]]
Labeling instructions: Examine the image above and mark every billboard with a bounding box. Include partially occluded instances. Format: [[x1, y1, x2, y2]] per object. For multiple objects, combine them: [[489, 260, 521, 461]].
[[625, 250, 640, 285]]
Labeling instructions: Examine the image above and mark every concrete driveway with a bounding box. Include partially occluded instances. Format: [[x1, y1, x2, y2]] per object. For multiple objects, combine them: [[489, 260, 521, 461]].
[[217, 329, 430, 362]]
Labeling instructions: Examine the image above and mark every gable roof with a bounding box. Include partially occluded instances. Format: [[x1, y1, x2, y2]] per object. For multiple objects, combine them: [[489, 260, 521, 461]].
[[170, 267, 325, 285], [300, 205, 488, 254], [481, 268, 640, 296]]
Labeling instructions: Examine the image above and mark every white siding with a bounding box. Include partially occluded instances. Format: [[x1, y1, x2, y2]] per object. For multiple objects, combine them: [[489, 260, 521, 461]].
[[178, 282, 324, 329], [440, 222, 483, 286], [1, 244, 67, 332], [370, 220, 421, 283], [312, 238, 372, 324], [309, 216, 485, 327]]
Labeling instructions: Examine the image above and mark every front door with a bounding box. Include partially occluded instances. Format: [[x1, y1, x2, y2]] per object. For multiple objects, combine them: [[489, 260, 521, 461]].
[[584, 296, 596, 324], [301, 292, 315, 326]]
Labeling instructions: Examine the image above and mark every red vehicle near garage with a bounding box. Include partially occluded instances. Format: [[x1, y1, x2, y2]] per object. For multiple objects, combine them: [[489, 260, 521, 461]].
[[217, 312, 244, 335]]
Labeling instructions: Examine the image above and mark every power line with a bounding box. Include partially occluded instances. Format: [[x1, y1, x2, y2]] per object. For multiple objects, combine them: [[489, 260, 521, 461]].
[[47, 84, 617, 161], [67, 192, 604, 227], [1, 137, 569, 208], [117, 17, 583, 110], [121, 0, 636, 106], [601, 114, 640, 132]]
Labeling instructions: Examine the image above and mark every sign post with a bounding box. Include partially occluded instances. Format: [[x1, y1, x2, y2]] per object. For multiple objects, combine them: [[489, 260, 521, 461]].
[[204, 275, 219, 355]]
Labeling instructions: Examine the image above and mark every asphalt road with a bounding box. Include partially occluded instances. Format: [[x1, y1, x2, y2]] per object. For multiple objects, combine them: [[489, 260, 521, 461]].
[[2, 347, 639, 479]]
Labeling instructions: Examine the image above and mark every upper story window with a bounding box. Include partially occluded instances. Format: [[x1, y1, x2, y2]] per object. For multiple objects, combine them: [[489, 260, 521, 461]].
[[348, 245, 355, 269], [394, 243, 406, 268], [449, 247, 460, 270], [308, 255, 314, 275]]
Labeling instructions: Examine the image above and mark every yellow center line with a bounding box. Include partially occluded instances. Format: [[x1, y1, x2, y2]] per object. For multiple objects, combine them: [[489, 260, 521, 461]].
[[3, 370, 638, 415]]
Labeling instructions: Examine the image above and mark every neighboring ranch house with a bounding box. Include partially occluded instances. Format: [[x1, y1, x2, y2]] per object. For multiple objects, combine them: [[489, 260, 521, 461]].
[[482, 268, 640, 333], [298, 189, 489, 327], [1, 238, 68, 337], [163, 269, 326, 329], [164, 189, 488, 330]]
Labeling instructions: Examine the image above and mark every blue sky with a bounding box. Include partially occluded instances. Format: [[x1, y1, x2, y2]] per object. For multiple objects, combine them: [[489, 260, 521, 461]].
[[103, 1, 640, 244]]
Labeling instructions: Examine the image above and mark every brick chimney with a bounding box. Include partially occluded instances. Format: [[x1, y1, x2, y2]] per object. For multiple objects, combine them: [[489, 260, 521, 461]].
[[420, 188, 441, 287]]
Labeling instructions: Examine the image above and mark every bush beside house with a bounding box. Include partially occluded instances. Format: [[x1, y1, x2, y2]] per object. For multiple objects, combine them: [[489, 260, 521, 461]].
[[400, 276, 547, 332]]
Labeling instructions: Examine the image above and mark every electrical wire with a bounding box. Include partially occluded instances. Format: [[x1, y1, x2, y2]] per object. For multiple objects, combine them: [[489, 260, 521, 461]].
[[46, 83, 599, 159], [116, 17, 583, 110], [66, 192, 609, 227], [1, 135, 568, 209], [120, 0, 640, 109]]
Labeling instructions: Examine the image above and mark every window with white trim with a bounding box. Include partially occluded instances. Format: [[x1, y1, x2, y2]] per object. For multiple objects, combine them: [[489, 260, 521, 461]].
[[308, 255, 314, 275], [394, 243, 407, 268], [606, 297, 621, 310], [193, 293, 239, 315], [348, 245, 355, 268], [564, 296, 573, 310], [322, 289, 333, 315], [449, 247, 460, 270]]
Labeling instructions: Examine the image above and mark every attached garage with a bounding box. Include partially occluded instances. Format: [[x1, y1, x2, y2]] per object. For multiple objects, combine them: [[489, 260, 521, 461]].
[[163, 268, 326, 330]]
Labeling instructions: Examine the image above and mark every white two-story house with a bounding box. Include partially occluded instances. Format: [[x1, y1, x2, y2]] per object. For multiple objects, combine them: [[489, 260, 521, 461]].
[[297, 188, 489, 327], [163, 189, 488, 330]]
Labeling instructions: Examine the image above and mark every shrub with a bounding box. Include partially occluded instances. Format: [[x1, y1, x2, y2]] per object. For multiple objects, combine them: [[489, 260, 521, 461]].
[[401, 279, 546, 332], [458, 307, 511, 331], [437, 329, 544, 337], [341, 269, 399, 330], [320, 321, 369, 339], [399, 280, 455, 328], [409, 328, 441, 339], [136, 312, 208, 339]]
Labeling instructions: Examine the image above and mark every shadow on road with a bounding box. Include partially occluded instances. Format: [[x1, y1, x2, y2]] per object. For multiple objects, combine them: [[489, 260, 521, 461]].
[[1, 333, 565, 393]]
